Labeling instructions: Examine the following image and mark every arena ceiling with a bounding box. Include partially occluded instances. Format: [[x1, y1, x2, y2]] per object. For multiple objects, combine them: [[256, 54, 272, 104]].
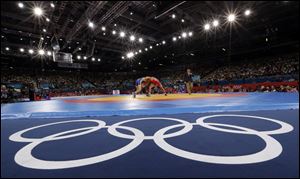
[[1, 1, 299, 72]]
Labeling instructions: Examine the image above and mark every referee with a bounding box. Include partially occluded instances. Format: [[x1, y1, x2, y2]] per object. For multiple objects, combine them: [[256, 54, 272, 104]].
[[184, 68, 193, 95]]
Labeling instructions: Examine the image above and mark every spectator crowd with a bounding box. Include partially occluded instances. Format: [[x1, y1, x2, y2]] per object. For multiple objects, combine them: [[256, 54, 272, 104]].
[[1, 53, 299, 103]]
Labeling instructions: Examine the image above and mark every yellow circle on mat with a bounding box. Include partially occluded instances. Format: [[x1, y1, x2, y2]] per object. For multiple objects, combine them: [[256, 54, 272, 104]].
[[88, 93, 223, 102]]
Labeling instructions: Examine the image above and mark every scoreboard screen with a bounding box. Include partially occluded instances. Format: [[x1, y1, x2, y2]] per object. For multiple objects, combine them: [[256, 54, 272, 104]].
[[53, 52, 73, 63]]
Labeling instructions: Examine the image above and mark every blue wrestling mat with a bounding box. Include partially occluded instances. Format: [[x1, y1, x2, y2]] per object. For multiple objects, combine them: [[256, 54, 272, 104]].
[[1, 93, 299, 177]]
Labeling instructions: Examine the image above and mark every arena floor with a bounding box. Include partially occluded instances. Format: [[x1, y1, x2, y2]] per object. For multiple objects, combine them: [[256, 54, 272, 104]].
[[1, 92, 299, 177]]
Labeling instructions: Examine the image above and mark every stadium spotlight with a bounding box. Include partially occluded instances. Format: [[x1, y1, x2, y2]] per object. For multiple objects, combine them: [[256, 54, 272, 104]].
[[227, 14, 236, 22], [181, 32, 187, 38], [145, 48, 148, 51], [5, 47, 10, 51], [18, 2, 24, 8], [47, 51, 52, 56], [162, 40, 166, 44], [38, 49, 45, 55], [135, 52, 138, 55], [181, 19, 185, 23], [92, 57, 95, 61], [188, 31, 193, 37], [112, 30, 116, 35], [101, 26, 106, 31], [120, 31, 125, 38], [173, 37, 177, 41], [88, 21, 94, 28], [130, 35, 135, 41], [149, 46, 152, 49], [77, 55, 81, 59], [138, 38, 143, 43], [245, 9, 251, 16], [50, 3, 55, 8], [172, 14, 176, 19], [83, 56, 87, 60], [98, 58, 101, 62], [28, 49, 34, 54], [46, 18, 50, 22], [213, 20, 219, 27], [19, 48, 24, 52], [204, 24, 210, 30], [126, 52, 134, 58], [33, 7, 43, 16], [139, 49, 142, 53], [43, 28, 46, 32]]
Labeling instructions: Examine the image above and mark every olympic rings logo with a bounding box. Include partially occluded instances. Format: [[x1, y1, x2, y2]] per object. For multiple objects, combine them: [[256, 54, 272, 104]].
[[9, 114, 294, 170]]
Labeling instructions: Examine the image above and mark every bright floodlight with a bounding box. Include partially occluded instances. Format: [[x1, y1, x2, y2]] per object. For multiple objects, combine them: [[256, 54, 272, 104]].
[[88, 22, 94, 28], [173, 37, 177, 41], [50, 3, 55, 8], [47, 51, 51, 56], [38, 49, 45, 55], [130, 35, 135, 41], [101, 26, 106, 31], [126, 52, 134, 59], [98, 58, 101, 62], [19, 48, 24, 52], [227, 14, 236, 22], [91, 57, 95, 61], [188, 32, 193, 37], [77, 55, 81, 59], [83, 56, 87, 60], [245, 9, 251, 16], [172, 14, 176, 19], [28, 49, 34, 54], [181, 32, 187, 38], [18, 2, 24, 8], [213, 20, 219, 27], [33, 7, 43, 16], [145, 48, 148, 51], [121, 56, 125, 59], [120, 31, 125, 38], [43, 28, 46, 32], [46, 18, 50, 22], [149, 46, 152, 49], [138, 38, 143, 43], [204, 24, 210, 30], [181, 19, 185, 23], [112, 30, 116, 35], [162, 40, 166, 44], [5, 47, 10, 51], [139, 49, 142, 53]]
